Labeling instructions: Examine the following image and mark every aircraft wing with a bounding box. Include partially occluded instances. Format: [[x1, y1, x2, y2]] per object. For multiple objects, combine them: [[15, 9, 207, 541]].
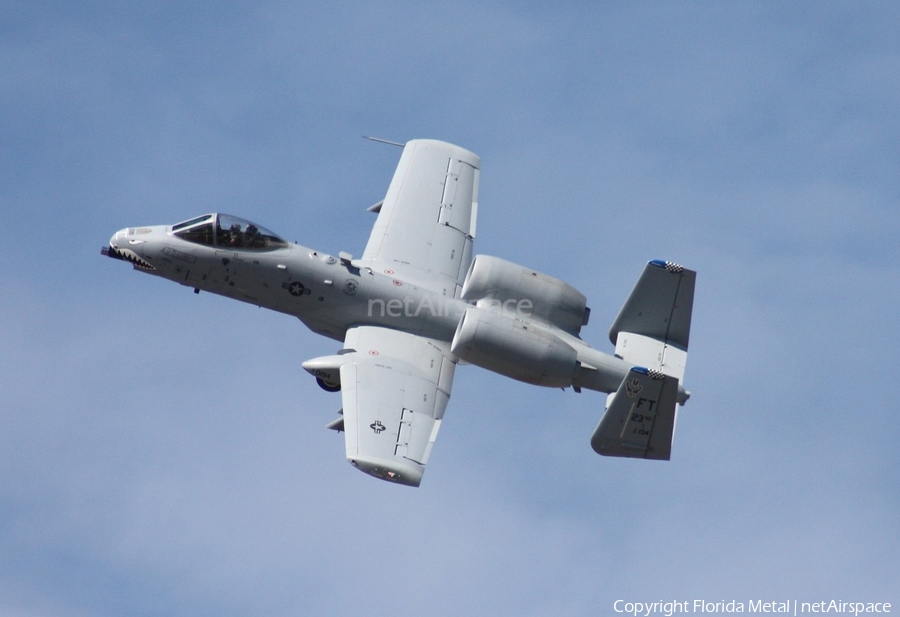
[[338, 325, 456, 487], [360, 139, 480, 297]]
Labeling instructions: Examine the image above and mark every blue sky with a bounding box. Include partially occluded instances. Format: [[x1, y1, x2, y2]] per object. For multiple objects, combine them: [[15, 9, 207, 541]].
[[2, 2, 898, 615]]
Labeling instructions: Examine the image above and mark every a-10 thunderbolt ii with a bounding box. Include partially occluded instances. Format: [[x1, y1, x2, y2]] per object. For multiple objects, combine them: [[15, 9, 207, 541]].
[[103, 139, 696, 487]]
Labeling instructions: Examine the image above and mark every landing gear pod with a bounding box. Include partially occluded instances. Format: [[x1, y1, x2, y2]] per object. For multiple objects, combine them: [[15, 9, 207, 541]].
[[302, 354, 353, 392]]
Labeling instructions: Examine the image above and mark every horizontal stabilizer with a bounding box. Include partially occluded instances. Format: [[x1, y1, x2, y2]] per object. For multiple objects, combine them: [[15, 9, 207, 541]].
[[591, 367, 679, 460]]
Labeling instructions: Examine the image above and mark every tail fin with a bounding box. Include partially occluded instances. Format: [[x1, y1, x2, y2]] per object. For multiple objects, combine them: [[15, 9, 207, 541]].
[[591, 367, 679, 460], [592, 261, 696, 460], [608, 260, 695, 381]]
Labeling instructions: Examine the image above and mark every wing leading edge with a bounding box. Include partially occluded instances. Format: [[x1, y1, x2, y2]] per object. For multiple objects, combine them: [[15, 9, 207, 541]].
[[339, 326, 456, 486], [360, 139, 480, 297]]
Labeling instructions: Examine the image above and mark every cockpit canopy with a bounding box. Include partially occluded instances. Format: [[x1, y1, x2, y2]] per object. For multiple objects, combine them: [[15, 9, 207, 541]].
[[171, 213, 288, 250]]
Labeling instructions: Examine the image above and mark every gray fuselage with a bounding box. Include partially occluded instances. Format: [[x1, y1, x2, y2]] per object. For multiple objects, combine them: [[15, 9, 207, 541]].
[[106, 219, 633, 394]]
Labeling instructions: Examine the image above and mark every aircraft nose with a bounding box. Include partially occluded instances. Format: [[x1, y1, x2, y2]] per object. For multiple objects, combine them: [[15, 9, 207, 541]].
[[101, 229, 126, 260], [109, 228, 127, 248], [101, 227, 157, 271]]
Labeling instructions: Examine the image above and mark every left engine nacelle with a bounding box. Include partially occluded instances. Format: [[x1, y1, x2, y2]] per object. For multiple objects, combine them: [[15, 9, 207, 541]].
[[301, 354, 353, 392], [461, 255, 590, 336], [450, 307, 578, 388]]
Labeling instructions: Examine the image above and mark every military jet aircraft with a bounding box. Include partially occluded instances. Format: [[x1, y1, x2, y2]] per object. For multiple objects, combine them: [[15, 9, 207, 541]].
[[103, 139, 695, 487]]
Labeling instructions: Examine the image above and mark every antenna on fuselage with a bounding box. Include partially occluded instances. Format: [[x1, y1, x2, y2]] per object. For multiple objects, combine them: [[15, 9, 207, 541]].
[[362, 135, 405, 147]]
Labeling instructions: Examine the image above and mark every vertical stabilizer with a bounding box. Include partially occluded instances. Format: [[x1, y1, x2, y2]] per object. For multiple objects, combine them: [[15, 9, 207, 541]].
[[592, 261, 695, 460], [608, 260, 695, 380], [591, 367, 679, 460]]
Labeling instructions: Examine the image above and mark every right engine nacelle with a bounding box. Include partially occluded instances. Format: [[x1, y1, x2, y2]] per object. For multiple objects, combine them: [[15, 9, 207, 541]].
[[460, 255, 589, 335], [450, 307, 578, 388]]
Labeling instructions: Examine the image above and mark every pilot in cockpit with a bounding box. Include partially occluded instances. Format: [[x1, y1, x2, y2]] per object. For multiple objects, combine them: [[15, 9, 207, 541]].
[[245, 224, 259, 247], [173, 213, 287, 251], [228, 223, 242, 247]]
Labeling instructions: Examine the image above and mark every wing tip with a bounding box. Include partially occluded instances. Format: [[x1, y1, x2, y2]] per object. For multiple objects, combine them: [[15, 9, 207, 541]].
[[648, 259, 685, 273], [348, 455, 424, 487]]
